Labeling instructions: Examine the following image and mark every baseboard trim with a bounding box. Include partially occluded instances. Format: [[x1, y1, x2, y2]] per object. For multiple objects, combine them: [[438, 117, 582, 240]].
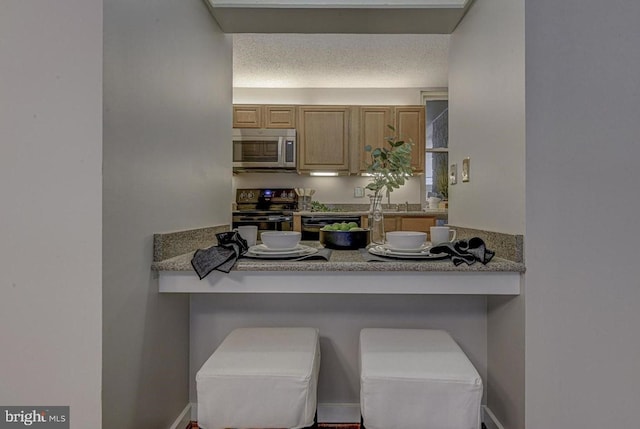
[[190, 403, 198, 421], [169, 403, 192, 429], [184, 402, 502, 428], [318, 403, 360, 423], [482, 405, 505, 429], [189, 402, 360, 424]]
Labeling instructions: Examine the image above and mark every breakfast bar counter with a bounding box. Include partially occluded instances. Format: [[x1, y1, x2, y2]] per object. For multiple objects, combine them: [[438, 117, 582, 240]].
[[152, 244, 524, 273], [153, 232, 524, 295], [153, 225, 524, 424]]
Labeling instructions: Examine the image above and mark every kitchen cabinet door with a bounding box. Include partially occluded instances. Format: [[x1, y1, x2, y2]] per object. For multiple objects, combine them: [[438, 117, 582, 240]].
[[233, 105, 262, 128], [265, 105, 296, 128], [384, 216, 399, 233], [380, 215, 436, 234], [399, 216, 436, 233], [297, 106, 350, 172], [358, 107, 394, 171], [395, 106, 426, 173], [233, 105, 296, 128]]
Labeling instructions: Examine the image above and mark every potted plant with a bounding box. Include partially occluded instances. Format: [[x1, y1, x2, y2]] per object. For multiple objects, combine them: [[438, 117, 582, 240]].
[[433, 161, 449, 208], [364, 125, 414, 243]]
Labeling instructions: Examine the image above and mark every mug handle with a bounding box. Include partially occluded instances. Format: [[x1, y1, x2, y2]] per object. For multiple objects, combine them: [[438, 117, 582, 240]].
[[449, 229, 457, 241]]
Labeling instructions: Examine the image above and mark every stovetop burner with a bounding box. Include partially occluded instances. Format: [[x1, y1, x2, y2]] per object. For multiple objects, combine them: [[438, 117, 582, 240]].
[[235, 188, 298, 212]]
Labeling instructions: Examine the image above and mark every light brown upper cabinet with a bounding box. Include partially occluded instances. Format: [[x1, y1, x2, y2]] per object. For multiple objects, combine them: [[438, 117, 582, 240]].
[[353, 105, 425, 173], [233, 105, 262, 128], [265, 105, 296, 128], [233, 104, 425, 174], [297, 106, 350, 172], [395, 106, 426, 173], [358, 107, 394, 171], [233, 105, 296, 128]]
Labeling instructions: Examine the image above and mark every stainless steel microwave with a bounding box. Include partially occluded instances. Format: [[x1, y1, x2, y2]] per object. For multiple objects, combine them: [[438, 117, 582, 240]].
[[232, 128, 297, 170]]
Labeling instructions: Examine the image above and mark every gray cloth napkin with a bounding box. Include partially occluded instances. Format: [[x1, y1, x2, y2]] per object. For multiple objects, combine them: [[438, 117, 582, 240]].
[[430, 237, 495, 266], [191, 231, 248, 279]]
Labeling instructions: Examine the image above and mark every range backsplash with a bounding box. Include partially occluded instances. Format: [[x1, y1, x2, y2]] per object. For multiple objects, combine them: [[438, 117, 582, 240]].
[[232, 172, 422, 205]]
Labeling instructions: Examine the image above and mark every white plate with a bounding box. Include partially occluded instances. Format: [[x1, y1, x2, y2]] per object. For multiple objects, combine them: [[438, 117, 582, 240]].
[[246, 246, 318, 259], [368, 245, 448, 260], [250, 243, 304, 253], [381, 243, 432, 253]]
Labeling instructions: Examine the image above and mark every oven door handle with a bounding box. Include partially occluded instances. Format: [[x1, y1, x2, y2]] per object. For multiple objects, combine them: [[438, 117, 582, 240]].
[[302, 217, 360, 226], [302, 221, 328, 227]]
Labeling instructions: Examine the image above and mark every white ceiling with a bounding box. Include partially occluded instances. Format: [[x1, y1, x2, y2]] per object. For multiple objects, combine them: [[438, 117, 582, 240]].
[[209, 1, 471, 34], [232, 34, 449, 88]]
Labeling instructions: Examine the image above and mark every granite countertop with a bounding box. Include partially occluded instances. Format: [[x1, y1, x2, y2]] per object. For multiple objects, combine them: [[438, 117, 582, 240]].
[[152, 241, 525, 273], [294, 209, 448, 217]]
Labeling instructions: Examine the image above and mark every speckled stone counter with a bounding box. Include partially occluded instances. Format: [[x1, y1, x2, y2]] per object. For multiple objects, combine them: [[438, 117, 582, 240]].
[[294, 209, 448, 219], [153, 225, 524, 295], [152, 243, 524, 273]]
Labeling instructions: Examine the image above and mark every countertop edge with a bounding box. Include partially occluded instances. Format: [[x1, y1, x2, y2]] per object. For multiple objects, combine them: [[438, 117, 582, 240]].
[[293, 210, 448, 217], [151, 251, 525, 274]]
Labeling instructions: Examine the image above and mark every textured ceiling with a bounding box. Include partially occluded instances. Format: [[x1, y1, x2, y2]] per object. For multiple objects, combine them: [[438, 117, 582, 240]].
[[233, 34, 449, 88]]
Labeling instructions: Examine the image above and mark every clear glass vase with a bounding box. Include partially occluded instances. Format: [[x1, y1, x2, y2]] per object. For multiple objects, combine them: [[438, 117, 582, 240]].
[[368, 194, 385, 245]]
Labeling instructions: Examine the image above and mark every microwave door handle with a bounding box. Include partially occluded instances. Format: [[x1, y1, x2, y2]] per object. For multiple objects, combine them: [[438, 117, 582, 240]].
[[278, 137, 284, 167]]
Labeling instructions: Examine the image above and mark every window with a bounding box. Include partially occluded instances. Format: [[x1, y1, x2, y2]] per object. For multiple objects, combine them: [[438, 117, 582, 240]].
[[422, 91, 449, 207]]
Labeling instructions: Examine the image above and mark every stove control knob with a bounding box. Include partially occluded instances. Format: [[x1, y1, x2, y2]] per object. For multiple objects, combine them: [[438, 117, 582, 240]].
[[239, 191, 247, 200], [288, 191, 295, 199], [247, 191, 254, 199], [280, 191, 287, 198]]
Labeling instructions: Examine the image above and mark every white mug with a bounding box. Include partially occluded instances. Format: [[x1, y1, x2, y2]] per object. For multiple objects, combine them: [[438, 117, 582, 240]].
[[233, 225, 258, 247], [429, 226, 457, 245], [427, 197, 442, 209]]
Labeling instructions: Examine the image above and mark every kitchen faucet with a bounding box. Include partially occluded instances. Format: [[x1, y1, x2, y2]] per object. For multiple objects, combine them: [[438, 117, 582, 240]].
[[395, 201, 410, 212]]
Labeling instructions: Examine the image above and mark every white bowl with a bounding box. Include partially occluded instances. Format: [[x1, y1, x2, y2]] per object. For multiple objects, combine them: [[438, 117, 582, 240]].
[[385, 231, 427, 250], [260, 231, 301, 249]]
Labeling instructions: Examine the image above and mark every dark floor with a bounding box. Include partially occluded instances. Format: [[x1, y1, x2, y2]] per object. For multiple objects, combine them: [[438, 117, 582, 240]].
[[189, 420, 487, 429], [188, 423, 359, 429]]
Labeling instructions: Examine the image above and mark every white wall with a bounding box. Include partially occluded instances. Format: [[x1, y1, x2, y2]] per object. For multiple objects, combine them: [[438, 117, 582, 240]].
[[0, 1, 103, 427], [526, 1, 640, 428], [103, 0, 232, 427], [449, 1, 526, 427], [487, 293, 524, 429], [448, 0, 525, 235], [234, 87, 425, 105]]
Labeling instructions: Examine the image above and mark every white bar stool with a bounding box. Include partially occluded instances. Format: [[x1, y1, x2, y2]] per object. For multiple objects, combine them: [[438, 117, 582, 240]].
[[360, 328, 483, 429], [196, 327, 320, 429]]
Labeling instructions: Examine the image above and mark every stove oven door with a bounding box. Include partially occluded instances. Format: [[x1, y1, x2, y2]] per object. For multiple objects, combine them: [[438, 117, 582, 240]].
[[232, 214, 293, 235]]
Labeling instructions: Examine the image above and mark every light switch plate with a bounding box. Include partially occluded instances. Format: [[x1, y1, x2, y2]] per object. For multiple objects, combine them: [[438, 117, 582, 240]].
[[354, 187, 365, 198], [449, 164, 457, 185], [462, 157, 470, 182]]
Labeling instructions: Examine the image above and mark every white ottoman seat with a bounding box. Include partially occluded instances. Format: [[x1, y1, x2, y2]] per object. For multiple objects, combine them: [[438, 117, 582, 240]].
[[197, 327, 320, 429], [360, 329, 482, 429]]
